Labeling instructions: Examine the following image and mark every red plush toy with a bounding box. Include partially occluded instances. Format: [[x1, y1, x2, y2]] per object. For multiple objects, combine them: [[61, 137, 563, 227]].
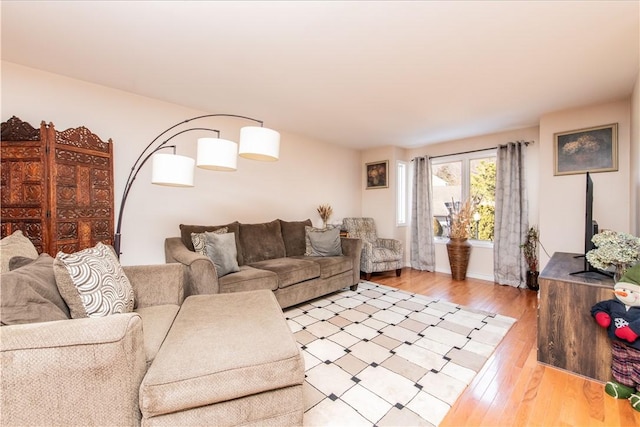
[[591, 264, 640, 412]]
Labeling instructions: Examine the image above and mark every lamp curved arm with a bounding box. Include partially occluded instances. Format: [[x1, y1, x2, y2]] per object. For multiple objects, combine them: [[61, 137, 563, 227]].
[[114, 114, 264, 257]]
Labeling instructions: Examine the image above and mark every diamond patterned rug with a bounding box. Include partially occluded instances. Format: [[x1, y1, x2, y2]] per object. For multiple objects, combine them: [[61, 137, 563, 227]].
[[283, 281, 516, 426]]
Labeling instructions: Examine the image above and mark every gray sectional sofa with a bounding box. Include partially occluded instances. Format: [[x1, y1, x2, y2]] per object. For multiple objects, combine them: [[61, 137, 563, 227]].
[[165, 219, 363, 308], [1, 256, 305, 426]]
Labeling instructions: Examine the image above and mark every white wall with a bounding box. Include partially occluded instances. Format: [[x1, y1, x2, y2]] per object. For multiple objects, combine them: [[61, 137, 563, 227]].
[[539, 99, 632, 270], [1, 62, 363, 265], [631, 72, 640, 235]]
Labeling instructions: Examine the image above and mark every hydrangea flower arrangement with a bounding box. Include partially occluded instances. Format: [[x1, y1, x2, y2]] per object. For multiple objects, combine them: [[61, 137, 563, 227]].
[[586, 230, 640, 279]]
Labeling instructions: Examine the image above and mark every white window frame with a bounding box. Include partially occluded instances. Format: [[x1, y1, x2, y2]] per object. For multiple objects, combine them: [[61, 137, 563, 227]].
[[430, 149, 496, 247], [396, 160, 408, 226]]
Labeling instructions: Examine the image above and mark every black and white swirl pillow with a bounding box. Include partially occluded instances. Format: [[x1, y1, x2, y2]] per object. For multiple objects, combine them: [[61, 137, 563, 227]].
[[53, 242, 135, 318]]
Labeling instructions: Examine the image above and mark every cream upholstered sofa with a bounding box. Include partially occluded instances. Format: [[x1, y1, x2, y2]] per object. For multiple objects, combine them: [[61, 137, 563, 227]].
[[165, 218, 362, 308], [1, 238, 305, 426]]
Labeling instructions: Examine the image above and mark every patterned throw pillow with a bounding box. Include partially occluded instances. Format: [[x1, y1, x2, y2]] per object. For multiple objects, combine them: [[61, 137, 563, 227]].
[[191, 227, 228, 256], [53, 242, 135, 318], [304, 225, 343, 257]]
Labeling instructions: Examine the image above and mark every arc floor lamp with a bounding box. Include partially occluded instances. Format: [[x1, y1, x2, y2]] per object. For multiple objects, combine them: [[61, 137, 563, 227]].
[[113, 114, 280, 257]]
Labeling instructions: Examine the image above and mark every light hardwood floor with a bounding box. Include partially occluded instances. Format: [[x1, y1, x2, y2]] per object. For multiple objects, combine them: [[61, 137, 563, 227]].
[[372, 268, 640, 427]]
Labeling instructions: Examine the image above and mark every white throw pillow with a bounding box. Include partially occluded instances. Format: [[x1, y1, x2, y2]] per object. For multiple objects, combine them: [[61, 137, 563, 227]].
[[53, 242, 135, 318]]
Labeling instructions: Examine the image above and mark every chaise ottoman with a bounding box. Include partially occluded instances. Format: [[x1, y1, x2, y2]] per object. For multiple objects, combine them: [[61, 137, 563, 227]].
[[139, 290, 305, 426]]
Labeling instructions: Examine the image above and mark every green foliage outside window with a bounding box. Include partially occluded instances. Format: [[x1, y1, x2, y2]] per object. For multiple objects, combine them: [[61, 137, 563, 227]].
[[470, 159, 496, 241]]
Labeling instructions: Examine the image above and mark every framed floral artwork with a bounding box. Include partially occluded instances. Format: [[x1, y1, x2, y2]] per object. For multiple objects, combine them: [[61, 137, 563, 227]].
[[366, 160, 388, 189], [554, 123, 618, 176]]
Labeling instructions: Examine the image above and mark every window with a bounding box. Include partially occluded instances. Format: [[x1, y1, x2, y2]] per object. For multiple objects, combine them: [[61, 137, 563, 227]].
[[396, 161, 407, 226], [431, 151, 496, 242]]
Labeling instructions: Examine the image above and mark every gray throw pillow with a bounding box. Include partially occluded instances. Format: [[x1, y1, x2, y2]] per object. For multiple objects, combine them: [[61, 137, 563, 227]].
[[1, 253, 70, 325], [53, 242, 135, 318], [204, 232, 240, 277], [191, 227, 228, 256], [305, 226, 343, 257], [0, 230, 38, 274]]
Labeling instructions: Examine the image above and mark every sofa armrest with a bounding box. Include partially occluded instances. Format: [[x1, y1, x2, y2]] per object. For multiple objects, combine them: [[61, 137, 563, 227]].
[[377, 238, 403, 253], [165, 237, 220, 296], [0, 314, 146, 426], [123, 263, 185, 308], [341, 237, 363, 285]]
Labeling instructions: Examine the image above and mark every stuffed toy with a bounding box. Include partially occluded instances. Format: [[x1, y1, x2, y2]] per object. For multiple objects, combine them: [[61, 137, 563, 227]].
[[591, 263, 640, 412]]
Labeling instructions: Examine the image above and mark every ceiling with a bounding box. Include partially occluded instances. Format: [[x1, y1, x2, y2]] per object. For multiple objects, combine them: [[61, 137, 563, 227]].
[[1, 1, 639, 150]]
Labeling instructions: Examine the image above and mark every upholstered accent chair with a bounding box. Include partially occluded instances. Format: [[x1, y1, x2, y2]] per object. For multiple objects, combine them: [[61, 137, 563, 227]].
[[342, 217, 403, 280]]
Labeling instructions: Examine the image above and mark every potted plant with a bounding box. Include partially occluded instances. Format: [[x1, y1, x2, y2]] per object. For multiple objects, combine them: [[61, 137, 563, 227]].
[[521, 226, 540, 291], [446, 197, 476, 281]]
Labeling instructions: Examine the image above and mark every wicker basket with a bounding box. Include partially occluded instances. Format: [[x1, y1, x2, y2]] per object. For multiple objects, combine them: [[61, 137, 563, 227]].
[[446, 238, 472, 281]]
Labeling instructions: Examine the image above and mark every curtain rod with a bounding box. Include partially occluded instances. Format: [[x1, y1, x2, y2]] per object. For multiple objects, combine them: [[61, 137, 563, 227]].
[[426, 140, 534, 160]]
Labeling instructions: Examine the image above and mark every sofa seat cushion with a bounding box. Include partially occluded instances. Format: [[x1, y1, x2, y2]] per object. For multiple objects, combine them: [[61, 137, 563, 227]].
[[293, 255, 353, 279], [134, 304, 180, 366], [218, 265, 278, 293], [249, 258, 320, 289], [139, 291, 304, 418], [372, 246, 403, 262]]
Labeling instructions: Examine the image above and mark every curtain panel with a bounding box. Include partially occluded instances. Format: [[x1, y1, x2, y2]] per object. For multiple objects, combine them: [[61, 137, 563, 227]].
[[494, 142, 529, 287], [410, 156, 435, 271]]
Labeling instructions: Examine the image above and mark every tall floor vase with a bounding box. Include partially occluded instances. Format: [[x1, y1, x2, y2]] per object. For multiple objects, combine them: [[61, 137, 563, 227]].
[[446, 238, 471, 281]]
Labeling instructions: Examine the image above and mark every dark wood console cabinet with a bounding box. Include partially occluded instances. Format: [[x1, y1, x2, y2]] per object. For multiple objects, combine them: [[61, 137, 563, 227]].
[[1, 116, 114, 256], [538, 252, 615, 382]]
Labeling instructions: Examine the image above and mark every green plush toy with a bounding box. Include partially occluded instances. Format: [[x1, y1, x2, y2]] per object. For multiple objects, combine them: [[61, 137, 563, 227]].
[[591, 263, 640, 412]]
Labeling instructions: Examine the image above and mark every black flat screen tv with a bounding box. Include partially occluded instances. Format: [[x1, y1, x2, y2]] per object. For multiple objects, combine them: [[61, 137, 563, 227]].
[[571, 172, 610, 277]]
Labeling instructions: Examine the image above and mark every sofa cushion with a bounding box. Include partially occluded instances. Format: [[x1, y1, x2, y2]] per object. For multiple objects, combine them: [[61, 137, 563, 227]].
[[249, 257, 320, 289], [135, 304, 180, 366], [279, 219, 312, 257], [180, 222, 243, 265], [218, 266, 278, 293], [204, 232, 240, 277], [140, 291, 304, 418], [294, 255, 353, 279], [53, 243, 135, 318], [305, 226, 343, 256], [0, 254, 70, 325], [239, 220, 286, 264], [0, 230, 38, 274]]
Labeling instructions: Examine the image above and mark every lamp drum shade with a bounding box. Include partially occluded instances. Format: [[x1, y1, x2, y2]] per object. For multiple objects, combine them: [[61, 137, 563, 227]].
[[151, 153, 195, 187], [238, 126, 280, 161], [197, 137, 238, 171]]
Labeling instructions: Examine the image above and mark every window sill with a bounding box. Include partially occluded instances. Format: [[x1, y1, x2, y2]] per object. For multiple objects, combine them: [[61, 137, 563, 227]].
[[434, 238, 494, 249]]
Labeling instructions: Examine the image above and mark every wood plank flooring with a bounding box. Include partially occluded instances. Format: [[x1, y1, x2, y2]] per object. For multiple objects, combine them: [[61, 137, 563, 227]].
[[372, 268, 640, 427]]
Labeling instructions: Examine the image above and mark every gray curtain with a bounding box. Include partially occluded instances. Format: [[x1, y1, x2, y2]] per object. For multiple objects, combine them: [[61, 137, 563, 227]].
[[494, 142, 528, 287], [410, 156, 435, 271]]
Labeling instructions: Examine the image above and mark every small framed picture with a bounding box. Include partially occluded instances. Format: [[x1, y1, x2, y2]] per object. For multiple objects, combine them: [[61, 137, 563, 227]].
[[366, 160, 388, 189], [554, 123, 618, 176]]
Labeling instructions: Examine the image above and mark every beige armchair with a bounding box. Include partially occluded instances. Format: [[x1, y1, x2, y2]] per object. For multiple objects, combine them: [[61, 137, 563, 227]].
[[343, 217, 403, 280]]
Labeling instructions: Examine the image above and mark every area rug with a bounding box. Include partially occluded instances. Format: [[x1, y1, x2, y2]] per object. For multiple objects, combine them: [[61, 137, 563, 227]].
[[283, 281, 516, 427]]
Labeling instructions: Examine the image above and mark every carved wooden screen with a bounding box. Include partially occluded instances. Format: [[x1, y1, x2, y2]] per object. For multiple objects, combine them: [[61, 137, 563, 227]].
[[1, 116, 114, 255], [50, 124, 114, 254], [0, 117, 51, 253]]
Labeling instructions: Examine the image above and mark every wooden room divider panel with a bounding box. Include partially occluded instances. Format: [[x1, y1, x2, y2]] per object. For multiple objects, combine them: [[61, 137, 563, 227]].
[[1, 116, 114, 256]]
